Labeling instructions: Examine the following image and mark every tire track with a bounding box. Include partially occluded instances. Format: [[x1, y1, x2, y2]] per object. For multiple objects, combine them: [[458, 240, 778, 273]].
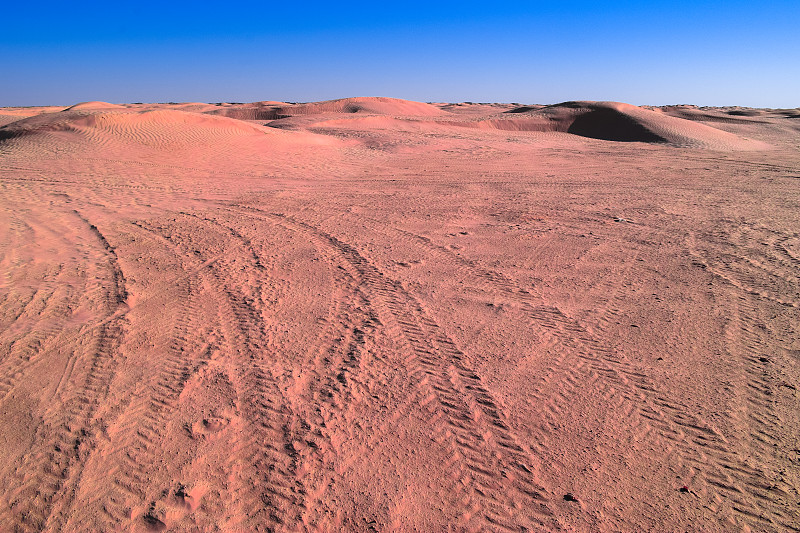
[[256, 206, 796, 530], [683, 225, 800, 528], [187, 210, 389, 530], [421, 219, 799, 529], [45, 216, 224, 529], [688, 226, 800, 309], [126, 212, 323, 530], [0, 209, 84, 403], [261, 210, 562, 532], [1, 211, 128, 531]]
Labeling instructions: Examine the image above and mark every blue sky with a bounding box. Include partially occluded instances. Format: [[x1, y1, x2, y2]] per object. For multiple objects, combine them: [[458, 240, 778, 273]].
[[1, 1, 798, 107]]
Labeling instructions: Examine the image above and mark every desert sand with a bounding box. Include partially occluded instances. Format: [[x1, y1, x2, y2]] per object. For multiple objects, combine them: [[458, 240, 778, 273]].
[[0, 97, 798, 532]]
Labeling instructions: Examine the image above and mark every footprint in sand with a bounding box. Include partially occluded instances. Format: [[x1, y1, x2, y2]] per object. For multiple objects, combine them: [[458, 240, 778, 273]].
[[191, 416, 231, 439]]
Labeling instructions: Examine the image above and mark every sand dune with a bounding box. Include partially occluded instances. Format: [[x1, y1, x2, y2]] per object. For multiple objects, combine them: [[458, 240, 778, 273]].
[[0, 107, 349, 152], [205, 102, 285, 121], [660, 105, 800, 121], [2, 108, 263, 141], [476, 101, 772, 149], [257, 99, 770, 150], [280, 96, 446, 116], [0, 105, 352, 185], [147, 102, 223, 114], [64, 101, 125, 110], [0, 108, 280, 164], [0, 97, 798, 532], [0, 106, 65, 127], [438, 102, 522, 115], [214, 97, 447, 124], [67, 109, 268, 145], [658, 105, 772, 124], [0, 115, 26, 128]]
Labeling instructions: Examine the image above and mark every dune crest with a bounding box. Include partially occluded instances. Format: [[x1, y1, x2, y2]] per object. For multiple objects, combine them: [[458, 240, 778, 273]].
[[64, 101, 125, 110], [482, 101, 771, 149], [253, 99, 770, 151], [206, 102, 285, 121], [281, 97, 446, 117], [0, 108, 271, 146]]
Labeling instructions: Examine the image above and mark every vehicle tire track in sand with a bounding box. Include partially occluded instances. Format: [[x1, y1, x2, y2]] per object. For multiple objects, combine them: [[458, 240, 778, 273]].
[[548, 222, 799, 530], [0, 208, 87, 403], [442, 221, 796, 529], [260, 210, 562, 532], [123, 212, 356, 531], [685, 227, 800, 529], [292, 211, 796, 530], [59, 214, 277, 530], [85, 276, 211, 528], [526, 303, 796, 530], [1, 210, 128, 531], [687, 225, 799, 309], [722, 293, 799, 487], [128, 215, 302, 530], [187, 211, 392, 530], [181, 214, 308, 531]]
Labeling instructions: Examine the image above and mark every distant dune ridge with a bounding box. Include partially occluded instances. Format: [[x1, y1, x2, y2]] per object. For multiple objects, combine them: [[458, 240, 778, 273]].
[[282, 96, 446, 116], [1, 108, 264, 141], [0, 105, 348, 157], [0, 97, 778, 151], [484, 101, 774, 149], [205, 97, 446, 122], [63, 101, 126, 111]]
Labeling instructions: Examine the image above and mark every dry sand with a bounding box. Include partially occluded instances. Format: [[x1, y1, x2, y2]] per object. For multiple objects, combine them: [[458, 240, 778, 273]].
[[0, 97, 798, 532]]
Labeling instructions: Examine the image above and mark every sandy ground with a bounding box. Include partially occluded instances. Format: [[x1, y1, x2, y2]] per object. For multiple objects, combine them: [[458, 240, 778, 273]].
[[0, 98, 798, 532]]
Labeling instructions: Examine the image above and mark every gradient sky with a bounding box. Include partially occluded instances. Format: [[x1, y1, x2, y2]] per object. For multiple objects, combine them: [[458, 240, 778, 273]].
[[2, 1, 798, 107]]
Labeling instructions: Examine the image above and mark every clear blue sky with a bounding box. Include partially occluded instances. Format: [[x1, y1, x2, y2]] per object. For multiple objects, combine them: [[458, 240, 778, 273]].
[[2, 1, 798, 107]]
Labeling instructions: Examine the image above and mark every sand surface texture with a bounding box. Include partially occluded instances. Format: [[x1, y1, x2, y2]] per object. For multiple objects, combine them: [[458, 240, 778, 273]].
[[0, 98, 798, 532]]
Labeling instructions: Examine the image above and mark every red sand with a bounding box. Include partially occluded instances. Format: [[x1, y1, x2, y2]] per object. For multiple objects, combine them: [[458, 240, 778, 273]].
[[0, 98, 798, 532]]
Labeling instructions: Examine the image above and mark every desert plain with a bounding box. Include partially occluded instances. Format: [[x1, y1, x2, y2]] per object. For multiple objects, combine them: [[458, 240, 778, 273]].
[[0, 97, 798, 532]]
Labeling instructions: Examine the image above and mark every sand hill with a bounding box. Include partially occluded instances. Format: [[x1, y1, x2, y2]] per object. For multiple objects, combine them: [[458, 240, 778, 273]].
[[247, 99, 771, 151], [277, 96, 446, 116], [64, 101, 126, 111], [1, 108, 266, 144], [459, 101, 771, 149]]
